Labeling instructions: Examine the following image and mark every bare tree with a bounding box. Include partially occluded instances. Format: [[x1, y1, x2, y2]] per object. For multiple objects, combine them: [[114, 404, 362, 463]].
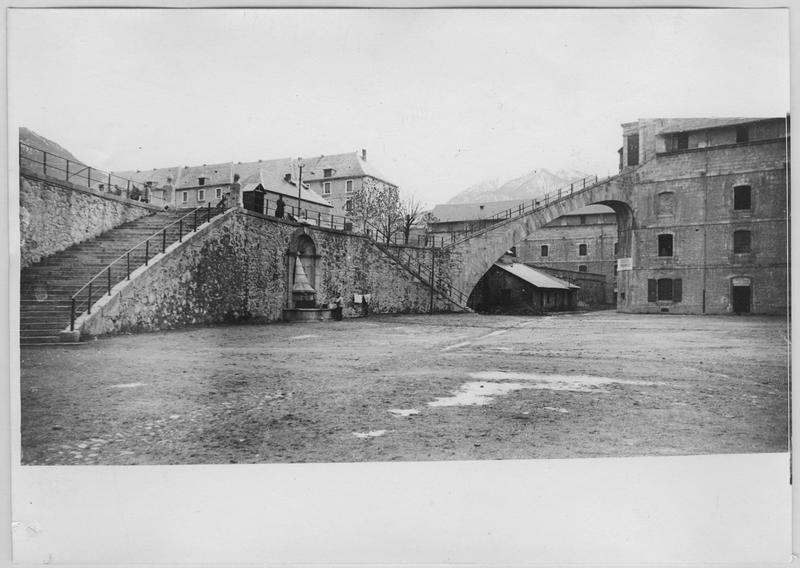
[[347, 179, 402, 243], [399, 196, 424, 244]]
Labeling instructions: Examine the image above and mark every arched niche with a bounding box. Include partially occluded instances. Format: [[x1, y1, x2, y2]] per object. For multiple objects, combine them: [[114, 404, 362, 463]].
[[287, 228, 318, 307]]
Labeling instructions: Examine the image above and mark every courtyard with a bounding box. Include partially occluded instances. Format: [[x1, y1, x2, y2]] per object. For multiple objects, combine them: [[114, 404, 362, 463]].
[[19, 311, 789, 465]]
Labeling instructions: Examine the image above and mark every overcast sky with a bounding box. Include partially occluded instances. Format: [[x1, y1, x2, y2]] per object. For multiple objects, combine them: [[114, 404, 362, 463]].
[[8, 8, 790, 206]]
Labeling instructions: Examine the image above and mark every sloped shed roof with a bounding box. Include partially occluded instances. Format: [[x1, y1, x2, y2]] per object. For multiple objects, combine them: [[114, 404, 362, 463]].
[[495, 262, 579, 290]]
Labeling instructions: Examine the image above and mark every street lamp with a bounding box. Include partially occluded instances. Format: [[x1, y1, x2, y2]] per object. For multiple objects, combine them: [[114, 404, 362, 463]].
[[296, 157, 305, 217]]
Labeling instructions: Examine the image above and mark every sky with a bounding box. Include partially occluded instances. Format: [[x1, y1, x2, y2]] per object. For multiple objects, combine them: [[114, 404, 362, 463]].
[[7, 8, 790, 206]]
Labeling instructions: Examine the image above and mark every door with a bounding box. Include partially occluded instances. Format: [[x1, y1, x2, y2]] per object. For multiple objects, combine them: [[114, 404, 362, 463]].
[[732, 285, 751, 314]]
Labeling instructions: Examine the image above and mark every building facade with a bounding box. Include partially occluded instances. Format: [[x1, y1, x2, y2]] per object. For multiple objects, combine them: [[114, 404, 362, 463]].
[[301, 150, 398, 217], [617, 117, 789, 315]]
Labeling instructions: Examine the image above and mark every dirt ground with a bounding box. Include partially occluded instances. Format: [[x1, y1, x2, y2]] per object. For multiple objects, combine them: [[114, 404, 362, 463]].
[[19, 310, 789, 465]]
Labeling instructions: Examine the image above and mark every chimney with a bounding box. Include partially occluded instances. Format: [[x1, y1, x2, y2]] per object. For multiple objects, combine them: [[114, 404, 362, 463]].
[[284, 173, 292, 182], [361, 149, 367, 161], [233, 173, 240, 183]]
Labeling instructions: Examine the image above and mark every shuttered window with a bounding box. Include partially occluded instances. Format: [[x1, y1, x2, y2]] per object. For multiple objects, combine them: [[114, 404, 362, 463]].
[[647, 278, 683, 302]]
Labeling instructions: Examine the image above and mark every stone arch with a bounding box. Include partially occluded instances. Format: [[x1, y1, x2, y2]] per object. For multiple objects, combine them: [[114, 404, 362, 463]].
[[447, 178, 636, 301], [287, 228, 318, 308]]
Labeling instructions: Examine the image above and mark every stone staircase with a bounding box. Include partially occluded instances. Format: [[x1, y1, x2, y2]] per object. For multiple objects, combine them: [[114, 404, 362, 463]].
[[19, 209, 196, 345]]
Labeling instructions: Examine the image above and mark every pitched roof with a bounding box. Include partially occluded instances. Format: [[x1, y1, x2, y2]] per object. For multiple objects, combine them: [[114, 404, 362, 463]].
[[112, 165, 185, 187], [495, 262, 579, 290], [234, 158, 332, 207], [656, 117, 781, 135], [301, 152, 395, 186]]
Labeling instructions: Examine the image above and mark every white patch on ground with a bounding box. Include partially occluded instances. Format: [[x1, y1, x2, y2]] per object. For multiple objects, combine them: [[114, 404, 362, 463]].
[[543, 406, 569, 413], [388, 409, 419, 417], [428, 372, 663, 408], [469, 371, 662, 391], [442, 341, 471, 351], [290, 334, 319, 340], [109, 382, 147, 389], [429, 382, 527, 407], [479, 329, 509, 339], [352, 430, 388, 438]]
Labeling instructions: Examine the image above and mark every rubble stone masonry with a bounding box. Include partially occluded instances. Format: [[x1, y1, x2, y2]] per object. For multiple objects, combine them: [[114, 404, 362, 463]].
[[81, 210, 457, 336], [19, 173, 154, 268]]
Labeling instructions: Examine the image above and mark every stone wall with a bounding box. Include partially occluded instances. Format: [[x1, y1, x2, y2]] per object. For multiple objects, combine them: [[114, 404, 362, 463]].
[[20, 172, 156, 268], [80, 210, 459, 336]]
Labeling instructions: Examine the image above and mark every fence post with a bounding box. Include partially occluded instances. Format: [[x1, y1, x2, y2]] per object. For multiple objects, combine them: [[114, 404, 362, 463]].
[[65, 160, 70, 181], [70, 298, 75, 331], [42, 151, 47, 176], [179, 219, 183, 242], [87, 167, 92, 188], [317, 211, 320, 225], [162, 228, 167, 253], [107, 266, 111, 295], [108, 172, 112, 190], [194, 209, 198, 231], [583, 178, 586, 189], [145, 240, 150, 265], [127, 252, 131, 279], [87, 283, 92, 315], [207, 202, 211, 223]]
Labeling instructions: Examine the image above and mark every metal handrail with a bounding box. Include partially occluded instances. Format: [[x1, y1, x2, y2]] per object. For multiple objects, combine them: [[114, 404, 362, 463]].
[[19, 141, 162, 205], [69, 203, 223, 331], [361, 218, 470, 307], [443, 174, 619, 248]]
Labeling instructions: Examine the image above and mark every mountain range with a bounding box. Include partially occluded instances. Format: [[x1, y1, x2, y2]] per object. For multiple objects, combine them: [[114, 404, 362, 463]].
[[447, 168, 591, 204]]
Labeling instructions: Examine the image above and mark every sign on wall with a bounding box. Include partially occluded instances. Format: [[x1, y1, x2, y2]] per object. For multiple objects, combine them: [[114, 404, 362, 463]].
[[617, 258, 633, 271]]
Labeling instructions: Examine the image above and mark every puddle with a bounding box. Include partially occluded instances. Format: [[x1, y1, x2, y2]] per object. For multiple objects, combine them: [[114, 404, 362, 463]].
[[290, 334, 319, 340], [109, 382, 147, 389], [388, 409, 419, 417], [428, 372, 662, 407], [442, 341, 471, 351], [469, 371, 660, 391], [429, 382, 527, 406], [352, 430, 388, 438]]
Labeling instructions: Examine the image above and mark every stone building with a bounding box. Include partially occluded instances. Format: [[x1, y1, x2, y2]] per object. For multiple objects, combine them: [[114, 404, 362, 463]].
[[516, 204, 618, 305], [115, 159, 333, 217], [300, 150, 397, 217], [617, 116, 789, 315]]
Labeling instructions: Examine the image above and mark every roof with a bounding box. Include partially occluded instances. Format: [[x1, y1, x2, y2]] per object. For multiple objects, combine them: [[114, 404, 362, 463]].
[[495, 262, 579, 290], [234, 158, 332, 208], [301, 152, 395, 186], [430, 200, 613, 223], [656, 117, 782, 135]]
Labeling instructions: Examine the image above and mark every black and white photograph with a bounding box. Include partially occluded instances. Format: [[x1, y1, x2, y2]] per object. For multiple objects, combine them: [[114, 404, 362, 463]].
[[7, 4, 793, 566]]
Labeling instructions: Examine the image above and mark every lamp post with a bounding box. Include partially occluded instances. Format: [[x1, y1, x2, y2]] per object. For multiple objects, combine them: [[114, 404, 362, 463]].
[[296, 157, 305, 217]]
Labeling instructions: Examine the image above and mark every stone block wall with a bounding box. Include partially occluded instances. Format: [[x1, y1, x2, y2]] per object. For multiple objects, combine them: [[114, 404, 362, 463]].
[[80, 210, 459, 336], [20, 173, 156, 268]]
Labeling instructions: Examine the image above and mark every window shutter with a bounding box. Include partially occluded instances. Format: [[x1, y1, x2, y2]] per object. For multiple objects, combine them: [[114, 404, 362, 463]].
[[673, 279, 682, 302], [647, 279, 657, 302]]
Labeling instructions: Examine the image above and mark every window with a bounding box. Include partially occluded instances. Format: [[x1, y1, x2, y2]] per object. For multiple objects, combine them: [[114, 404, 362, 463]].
[[323, 182, 331, 195], [198, 177, 206, 186], [733, 185, 751, 210], [627, 134, 639, 166], [508, 246, 517, 257], [345, 199, 352, 213], [647, 278, 683, 302], [657, 234, 673, 257], [614, 242, 619, 255], [323, 168, 333, 178], [733, 230, 751, 253], [736, 126, 749, 144], [677, 133, 689, 150], [346, 180, 353, 193], [198, 189, 205, 202], [578, 244, 587, 256], [541, 245, 549, 257], [216, 187, 222, 199], [182, 191, 188, 203], [578, 265, 587, 272], [579, 215, 586, 225]]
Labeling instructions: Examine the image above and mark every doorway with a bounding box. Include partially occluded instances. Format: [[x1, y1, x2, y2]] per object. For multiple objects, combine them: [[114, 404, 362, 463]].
[[732, 284, 751, 314]]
